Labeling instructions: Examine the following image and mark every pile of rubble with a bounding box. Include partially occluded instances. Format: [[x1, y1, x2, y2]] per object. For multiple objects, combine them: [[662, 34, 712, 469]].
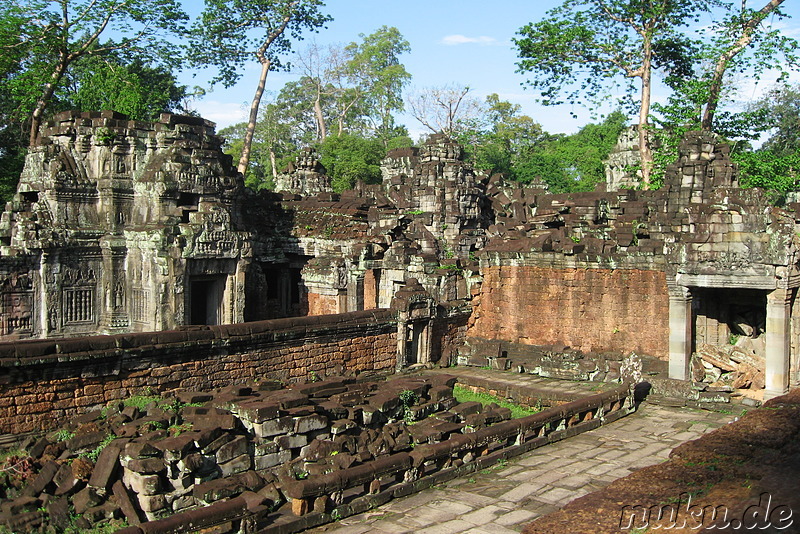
[[693, 340, 766, 390], [0, 372, 523, 533]]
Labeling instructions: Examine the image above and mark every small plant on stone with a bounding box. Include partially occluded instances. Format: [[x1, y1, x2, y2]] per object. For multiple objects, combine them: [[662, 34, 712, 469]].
[[168, 423, 192, 436], [81, 434, 115, 463], [399, 389, 418, 424], [570, 235, 581, 243], [94, 127, 116, 145], [53, 429, 75, 442], [308, 370, 320, 382]]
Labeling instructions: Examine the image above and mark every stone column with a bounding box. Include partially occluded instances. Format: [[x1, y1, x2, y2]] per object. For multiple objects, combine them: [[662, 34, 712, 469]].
[[765, 287, 792, 400], [668, 286, 693, 380]]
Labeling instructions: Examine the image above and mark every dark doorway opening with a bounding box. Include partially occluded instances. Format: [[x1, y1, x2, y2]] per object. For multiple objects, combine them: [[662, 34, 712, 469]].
[[190, 277, 224, 325]]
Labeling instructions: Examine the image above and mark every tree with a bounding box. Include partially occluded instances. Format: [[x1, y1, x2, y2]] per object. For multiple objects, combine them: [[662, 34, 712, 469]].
[[514, 0, 706, 188], [190, 0, 330, 176], [456, 93, 545, 178], [407, 85, 483, 138], [701, 0, 796, 131], [56, 50, 190, 120], [344, 26, 411, 144], [291, 27, 411, 143], [317, 134, 385, 192], [0, 0, 188, 145], [515, 111, 628, 192], [753, 83, 800, 156]]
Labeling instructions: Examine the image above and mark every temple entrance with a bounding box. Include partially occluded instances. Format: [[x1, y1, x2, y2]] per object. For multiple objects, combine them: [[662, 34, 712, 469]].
[[189, 277, 225, 325]]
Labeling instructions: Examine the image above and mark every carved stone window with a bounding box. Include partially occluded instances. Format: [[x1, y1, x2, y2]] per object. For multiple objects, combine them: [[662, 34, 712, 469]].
[[63, 288, 94, 323], [131, 289, 149, 323]]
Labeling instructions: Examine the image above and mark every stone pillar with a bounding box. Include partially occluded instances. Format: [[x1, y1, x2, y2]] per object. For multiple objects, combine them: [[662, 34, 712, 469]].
[[765, 288, 792, 400], [668, 286, 693, 380]]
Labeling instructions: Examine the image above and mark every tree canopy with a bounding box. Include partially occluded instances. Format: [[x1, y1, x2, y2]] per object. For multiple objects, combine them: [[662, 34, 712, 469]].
[[514, 0, 708, 188]]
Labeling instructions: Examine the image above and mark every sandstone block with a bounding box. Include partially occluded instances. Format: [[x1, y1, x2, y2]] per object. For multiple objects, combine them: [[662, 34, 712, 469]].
[[216, 435, 248, 464], [219, 453, 252, 477]]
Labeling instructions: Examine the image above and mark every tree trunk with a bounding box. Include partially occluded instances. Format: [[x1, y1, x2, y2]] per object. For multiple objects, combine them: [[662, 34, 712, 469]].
[[270, 149, 278, 182], [701, 0, 785, 131], [238, 58, 271, 176], [29, 56, 70, 146], [638, 36, 654, 189], [313, 93, 327, 141]]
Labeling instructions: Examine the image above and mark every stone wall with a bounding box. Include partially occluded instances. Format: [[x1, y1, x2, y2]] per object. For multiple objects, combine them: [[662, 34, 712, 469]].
[[468, 265, 669, 359], [0, 310, 397, 434]]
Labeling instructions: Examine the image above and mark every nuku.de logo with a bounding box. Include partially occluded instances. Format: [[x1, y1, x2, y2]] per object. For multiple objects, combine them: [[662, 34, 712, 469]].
[[619, 492, 793, 530]]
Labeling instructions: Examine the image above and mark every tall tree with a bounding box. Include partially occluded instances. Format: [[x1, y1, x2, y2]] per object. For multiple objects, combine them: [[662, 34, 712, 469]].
[[701, 0, 796, 131], [190, 0, 330, 176], [407, 85, 483, 139], [344, 26, 411, 144], [514, 0, 705, 188], [0, 0, 188, 145]]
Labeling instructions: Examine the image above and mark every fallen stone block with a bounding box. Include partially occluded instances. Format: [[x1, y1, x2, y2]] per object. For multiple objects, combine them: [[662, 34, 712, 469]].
[[193, 470, 264, 503], [254, 450, 291, 470], [216, 435, 248, 464], [73, 486, 103, 514], [219, 453, 252, 477], [88, 445, 121, 492], [253, 416, 294, 438], [126, 457, 165, 475], [124, 470, 162, 496]]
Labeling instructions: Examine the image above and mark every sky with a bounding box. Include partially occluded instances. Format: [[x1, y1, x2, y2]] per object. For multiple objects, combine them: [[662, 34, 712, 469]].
[[183, 0, 800, 140]]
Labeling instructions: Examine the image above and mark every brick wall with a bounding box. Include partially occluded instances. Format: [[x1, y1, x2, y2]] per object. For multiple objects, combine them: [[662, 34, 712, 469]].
[[0, 310, 397, 433], [468, 266, 669, 359]]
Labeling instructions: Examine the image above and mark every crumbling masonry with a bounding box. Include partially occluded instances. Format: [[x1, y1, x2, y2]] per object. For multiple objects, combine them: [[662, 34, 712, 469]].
[[1, 111, 799, 422]]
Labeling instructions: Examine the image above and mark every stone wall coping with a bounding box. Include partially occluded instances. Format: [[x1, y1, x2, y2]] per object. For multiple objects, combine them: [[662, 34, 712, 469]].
[[0, 309, 397, 365]]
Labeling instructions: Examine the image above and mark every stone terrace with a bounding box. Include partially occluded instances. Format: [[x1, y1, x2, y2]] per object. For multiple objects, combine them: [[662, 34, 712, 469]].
[[308, 402, 733, 534]]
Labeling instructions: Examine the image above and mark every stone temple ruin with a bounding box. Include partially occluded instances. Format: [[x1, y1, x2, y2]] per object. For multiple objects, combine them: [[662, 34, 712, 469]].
[[0, 110, 799, 531], [0, 112, 799, 419]]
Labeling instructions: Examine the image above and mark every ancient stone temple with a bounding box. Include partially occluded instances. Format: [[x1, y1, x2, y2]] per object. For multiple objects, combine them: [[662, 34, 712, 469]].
[[0, 111, 798, 425]]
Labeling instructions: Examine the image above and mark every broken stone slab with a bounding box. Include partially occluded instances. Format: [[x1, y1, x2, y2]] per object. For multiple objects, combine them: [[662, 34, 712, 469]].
[[192, 470, 264, 503], [253, 416, 294, 438], [234, 400, 281, 423], [126, 457, 166, 475], [113, 479, 142, 525], [293, 414, 327, 434], [216, 435, 248, 464], [154, 434, 196, 461], [123, 469, 162, 496], [254, 449, 291, 470], [219, 453, 252, 478], [22, 459, 58, 497], [73, 486, 103, 514], [53, 462, 84, 497], [276, 434, 308, 450], [88, 444, 121, 492]]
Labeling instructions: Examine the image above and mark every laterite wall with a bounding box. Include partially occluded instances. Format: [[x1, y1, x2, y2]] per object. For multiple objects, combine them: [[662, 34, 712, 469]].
[[468, 266, 669, 359], [0, 310, 397, 433]]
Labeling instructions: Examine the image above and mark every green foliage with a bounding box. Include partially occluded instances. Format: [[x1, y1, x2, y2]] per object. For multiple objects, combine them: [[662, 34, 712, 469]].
[[733, 149, 800, 202], [57, 51, 191, 120], [399, 389, 418, 424], [53, 429, 75, 442], [0, 0, 189, 143], [80, 434, 116, 463], [515, 111, 628, 192], [318, 134, 385, 192], [188, 0, 331, 88], [514, 0, 706, 112], [452, 385, 542, 419]]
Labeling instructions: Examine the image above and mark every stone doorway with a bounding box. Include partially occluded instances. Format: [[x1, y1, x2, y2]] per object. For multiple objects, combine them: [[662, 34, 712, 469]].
[[189, 276, 225, 325]]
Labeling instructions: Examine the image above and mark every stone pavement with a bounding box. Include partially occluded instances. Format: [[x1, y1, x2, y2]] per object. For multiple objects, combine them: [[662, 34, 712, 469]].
[[308, 402, 736, 534]]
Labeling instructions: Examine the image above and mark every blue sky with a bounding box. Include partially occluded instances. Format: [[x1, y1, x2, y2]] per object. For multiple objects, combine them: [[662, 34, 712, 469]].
[[184, 0, 800, 139]]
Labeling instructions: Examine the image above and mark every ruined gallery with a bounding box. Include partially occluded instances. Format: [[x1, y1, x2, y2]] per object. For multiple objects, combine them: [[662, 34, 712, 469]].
[[0, 111, 798, 532]]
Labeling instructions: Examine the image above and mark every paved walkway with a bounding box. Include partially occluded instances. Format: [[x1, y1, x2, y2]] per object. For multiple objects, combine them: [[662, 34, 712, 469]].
[[308, 402, 736, 534]]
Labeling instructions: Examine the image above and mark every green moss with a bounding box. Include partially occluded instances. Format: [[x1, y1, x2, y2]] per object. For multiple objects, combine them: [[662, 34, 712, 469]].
[[453, 385, 542, 418]]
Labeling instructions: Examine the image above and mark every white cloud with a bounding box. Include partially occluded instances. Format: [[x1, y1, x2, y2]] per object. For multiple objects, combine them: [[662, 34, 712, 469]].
[[441, 34, 498, 46], [189, 101, 247, 130]]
